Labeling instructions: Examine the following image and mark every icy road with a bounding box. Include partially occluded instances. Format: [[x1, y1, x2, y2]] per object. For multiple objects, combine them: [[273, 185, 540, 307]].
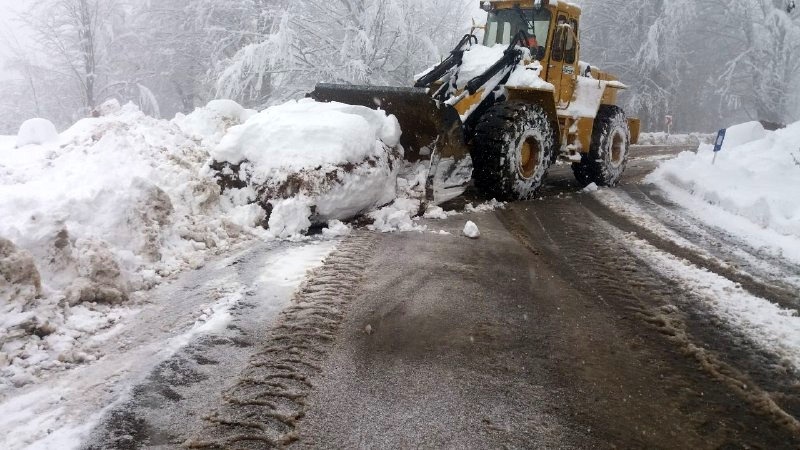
[[10, 145, 800, 449]]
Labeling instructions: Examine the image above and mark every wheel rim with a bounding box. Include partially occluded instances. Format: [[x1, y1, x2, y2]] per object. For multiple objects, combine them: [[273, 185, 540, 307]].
[[610, 130, 626, 167], [519, 136, 542, 178]]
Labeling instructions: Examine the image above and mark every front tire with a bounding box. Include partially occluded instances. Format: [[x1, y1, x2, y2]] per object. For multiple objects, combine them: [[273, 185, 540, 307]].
[[471, 101, 555, 200], [572, 105, 630, 187]]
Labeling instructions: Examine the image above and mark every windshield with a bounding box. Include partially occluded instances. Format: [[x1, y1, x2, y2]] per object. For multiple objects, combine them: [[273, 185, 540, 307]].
[[483, 8, 552, 52]]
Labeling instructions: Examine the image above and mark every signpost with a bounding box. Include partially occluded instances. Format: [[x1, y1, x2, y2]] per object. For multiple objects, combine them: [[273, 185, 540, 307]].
[[665, 115, 673, 135], [712, 128, 726, 165]]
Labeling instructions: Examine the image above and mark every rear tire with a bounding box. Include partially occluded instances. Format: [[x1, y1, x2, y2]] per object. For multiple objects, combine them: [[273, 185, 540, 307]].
[[572, 105, 630, 187], [471, 101, 555, 200]]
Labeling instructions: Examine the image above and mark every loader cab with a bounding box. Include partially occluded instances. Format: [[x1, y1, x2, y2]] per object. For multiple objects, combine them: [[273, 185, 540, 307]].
[[483, 7, 552, 59], [482, 2, 583, 106]]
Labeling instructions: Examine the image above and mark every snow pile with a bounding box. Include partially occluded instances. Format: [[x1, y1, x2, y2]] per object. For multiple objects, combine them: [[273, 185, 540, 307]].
[[0, 102, 266, 391], [0, 238, 42, 307], [174, 99, 256, 147], [456, 44, 508, 89], [210, 99, 404, 235], [15, 119, 58, 148], [368, 198, 425, 233], [562, 77, 614, 118], [713, 121, 767, 150], [647, 120, 800, 241], [637, 132, 715, 146], [465, 199, 506, 213], [506, 60, 554, 91]]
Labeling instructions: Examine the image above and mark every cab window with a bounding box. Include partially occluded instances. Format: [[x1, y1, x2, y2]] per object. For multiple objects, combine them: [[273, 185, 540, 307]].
[[483, 8, 552, 50], [551, 15, 568, 62], [565, 19, 579, 64]]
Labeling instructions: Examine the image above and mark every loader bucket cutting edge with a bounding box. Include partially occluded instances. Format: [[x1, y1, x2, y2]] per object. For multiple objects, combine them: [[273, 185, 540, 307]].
[[309, 83, 469, 163]]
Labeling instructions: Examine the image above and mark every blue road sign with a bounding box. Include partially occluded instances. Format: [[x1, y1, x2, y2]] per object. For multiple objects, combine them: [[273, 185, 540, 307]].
[[713, 129, 727, 153]]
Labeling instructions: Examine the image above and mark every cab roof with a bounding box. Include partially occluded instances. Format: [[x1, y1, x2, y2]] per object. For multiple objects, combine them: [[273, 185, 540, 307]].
[[484, 1, 582, 15]]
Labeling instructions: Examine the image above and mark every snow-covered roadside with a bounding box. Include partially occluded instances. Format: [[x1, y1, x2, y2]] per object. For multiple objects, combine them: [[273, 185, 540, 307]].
[[637, 132, 715, 146], [0, 101, 273, 394], [646, 121, 800, 265], [0, 241, 335, 450], [0, 95, 501, 403], [609, 225, 800, 373]]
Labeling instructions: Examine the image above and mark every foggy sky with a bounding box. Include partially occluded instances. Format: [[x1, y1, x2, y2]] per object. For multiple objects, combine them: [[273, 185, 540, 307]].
[[0, 0, 29, 63]]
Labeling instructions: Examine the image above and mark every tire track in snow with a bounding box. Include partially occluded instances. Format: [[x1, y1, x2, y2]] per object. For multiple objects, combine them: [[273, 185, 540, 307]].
[[588, 187, 800, 312], [500, 201, 800, 444], [599, 222, 800, 436], [184, 232, 374, 449]]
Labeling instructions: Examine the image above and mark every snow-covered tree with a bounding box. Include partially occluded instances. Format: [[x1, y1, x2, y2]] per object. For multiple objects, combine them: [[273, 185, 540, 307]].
[[705, 0, 800, 124], [582, 0, 800, 130], [581, 0, 702, 131], [215, 0, 473, 107], [126, 0, 275, 116], [15, 0, 165, 120]]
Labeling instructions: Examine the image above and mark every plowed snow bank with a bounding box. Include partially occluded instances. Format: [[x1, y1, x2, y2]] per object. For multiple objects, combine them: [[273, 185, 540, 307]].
[[0, 102, 261, 391], [647, 121, 800, 262]]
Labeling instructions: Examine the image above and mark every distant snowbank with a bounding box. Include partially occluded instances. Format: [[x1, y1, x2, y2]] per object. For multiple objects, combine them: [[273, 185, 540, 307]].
[[637, 132, 715, 146], [647, 121, 800, 261]]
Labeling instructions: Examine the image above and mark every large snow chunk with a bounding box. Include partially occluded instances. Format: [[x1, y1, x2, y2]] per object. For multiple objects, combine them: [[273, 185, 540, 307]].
[[0, 237, 42, 305], [16, 118, 58, 147], [213, 99, 401, 171], [210, 99, 403, 233], [268, 197, 313, 239], [647, 120, 800, 240]]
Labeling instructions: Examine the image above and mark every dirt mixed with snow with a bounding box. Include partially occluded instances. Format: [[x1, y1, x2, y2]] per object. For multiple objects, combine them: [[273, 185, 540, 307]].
[[0, 98, 502, 396]]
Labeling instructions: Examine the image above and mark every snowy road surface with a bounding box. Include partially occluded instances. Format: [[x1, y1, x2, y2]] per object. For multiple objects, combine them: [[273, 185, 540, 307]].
[[4, 145, 800, 448], [0, 240, 337, 449]]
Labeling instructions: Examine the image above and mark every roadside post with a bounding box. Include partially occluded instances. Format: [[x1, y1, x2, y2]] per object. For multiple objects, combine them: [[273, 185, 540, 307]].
[[665, 115, 673, 135], [712, 128, 726, 165]]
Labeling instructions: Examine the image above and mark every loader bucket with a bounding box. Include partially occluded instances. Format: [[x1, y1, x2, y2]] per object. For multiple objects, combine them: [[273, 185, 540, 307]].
[[310, 84, 472, 204]]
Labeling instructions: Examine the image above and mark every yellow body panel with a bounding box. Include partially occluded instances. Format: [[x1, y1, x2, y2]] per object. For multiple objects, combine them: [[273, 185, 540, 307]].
[[454, 90, 485, 117], [628, 118, 641, 145]]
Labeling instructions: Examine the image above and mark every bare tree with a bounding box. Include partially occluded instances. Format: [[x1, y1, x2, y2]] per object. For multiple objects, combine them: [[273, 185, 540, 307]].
[[22, 0, 117, 112]]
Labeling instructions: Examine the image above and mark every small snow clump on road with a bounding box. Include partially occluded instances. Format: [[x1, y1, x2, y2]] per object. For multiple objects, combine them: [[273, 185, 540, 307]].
[[463, 221, 481, 239]]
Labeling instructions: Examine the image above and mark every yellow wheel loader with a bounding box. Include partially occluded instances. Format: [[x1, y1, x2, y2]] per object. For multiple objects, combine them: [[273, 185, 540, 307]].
[[311, 0, 640, 203]]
